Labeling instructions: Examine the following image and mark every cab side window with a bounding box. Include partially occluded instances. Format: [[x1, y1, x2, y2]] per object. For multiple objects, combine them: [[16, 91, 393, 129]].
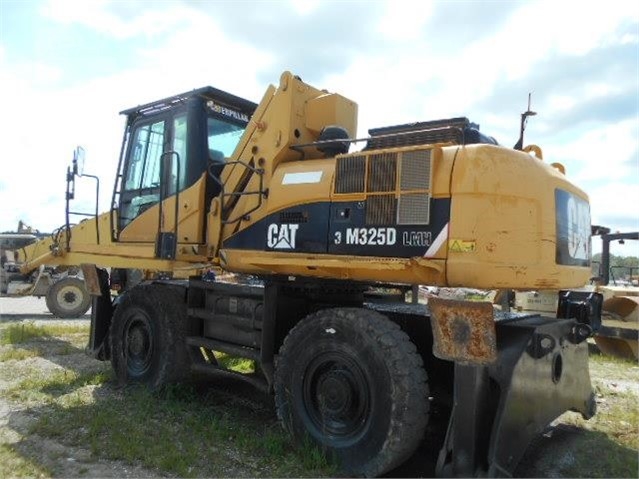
[[125, 120, 165, 191], [119, 119, 166, 229], [171, 114, 187, 192]]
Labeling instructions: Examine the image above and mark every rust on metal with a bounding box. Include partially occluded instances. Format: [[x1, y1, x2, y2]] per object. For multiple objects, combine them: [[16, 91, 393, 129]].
[[428, 297, 497, 364], [80, 263, 102, 296]]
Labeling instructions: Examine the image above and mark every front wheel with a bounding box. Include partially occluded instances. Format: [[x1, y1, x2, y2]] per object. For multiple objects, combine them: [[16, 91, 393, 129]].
[[45, 276, 91, 318], [110, 283, 189, 389], [274, 308, 429, 477]]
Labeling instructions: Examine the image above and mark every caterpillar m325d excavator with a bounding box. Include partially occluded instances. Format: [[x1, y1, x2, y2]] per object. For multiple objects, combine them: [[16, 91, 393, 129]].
[[17, 72, 602, 477]]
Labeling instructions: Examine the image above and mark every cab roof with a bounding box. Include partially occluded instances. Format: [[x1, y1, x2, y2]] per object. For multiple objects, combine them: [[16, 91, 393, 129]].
[[119, 86, 257, 121]]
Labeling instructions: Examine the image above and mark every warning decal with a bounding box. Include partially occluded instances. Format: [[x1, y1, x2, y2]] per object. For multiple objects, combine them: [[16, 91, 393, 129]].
[[449, 239, 476, 253]]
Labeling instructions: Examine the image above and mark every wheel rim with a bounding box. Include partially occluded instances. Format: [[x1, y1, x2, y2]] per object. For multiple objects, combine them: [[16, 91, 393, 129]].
[[123, 310, 154, 377], [56, 284, 83, 311], [303, 351, 371, 441]]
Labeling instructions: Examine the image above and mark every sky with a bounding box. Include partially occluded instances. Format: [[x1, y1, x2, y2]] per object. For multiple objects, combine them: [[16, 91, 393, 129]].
[[0, 0, 637, 256]]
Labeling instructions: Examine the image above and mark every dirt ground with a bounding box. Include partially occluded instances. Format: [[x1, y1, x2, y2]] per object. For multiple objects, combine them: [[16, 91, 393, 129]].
[[1, 296, 637, 478], [0, 297, 159, 477]]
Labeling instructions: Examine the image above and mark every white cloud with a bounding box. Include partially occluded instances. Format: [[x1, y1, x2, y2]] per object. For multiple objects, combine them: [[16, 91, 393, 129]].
[[590, 181, 639, 225], [506, 0, 638, 58], [41, 0, 194, 39], [289, 0, 322, 16], [547, 119, 638, 184], [132, 13, 274, 99], [377, 1, 434, 40], [331, 1, 618, 138], [547, 94, 578, 112]]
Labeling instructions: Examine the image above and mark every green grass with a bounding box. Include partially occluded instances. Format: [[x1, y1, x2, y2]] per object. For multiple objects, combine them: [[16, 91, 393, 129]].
[[552, 354, 639, 477], [0, 443, 50, 478], [560, 431, 638, 478], [0, 348, 42, 362], [0, 344, 78, 362], [1, 357, 334, 477], [29, 383, 335, 477], [298, 436, 334, 471], [0, 321, 337, 477], [4, 369, 111, 404], [589, 385, 638, 449], [0, 323, 89, 345], [589, 350, 637, 366], [554, 382, 639, 478]]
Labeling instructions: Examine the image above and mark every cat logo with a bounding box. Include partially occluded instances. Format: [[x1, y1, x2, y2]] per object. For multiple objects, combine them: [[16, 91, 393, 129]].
[[267, 224, 299, 249]]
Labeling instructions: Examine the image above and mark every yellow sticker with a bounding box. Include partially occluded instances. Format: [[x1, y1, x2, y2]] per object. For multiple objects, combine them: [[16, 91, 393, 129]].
[[449, 239, 476, 253]]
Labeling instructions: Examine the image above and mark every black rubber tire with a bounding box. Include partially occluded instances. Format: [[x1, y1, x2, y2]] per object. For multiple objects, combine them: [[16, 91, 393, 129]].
[[45, 276, 91, 318], [274, 308, 429, 477], [110, 283, 190, 390]]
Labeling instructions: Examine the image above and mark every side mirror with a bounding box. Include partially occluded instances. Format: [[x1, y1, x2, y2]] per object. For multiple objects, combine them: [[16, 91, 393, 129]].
[[73, 146, 86, 176]]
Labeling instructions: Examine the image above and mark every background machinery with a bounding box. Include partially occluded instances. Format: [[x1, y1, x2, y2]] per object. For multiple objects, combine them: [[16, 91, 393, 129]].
[[592, 230, 638, 360], [1, 222, 91, 318], [15, 72, 602, 477]]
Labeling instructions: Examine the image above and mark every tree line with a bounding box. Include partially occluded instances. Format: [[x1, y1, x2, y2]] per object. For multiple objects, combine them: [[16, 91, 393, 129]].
[[591, 253, 639, 283]]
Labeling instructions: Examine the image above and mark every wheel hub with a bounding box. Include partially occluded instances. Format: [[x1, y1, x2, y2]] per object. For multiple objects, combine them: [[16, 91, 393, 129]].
[[56, 285, 82, 310], [304, 353, 371, 439], [63, 291, 77, 304], [128, 327, 147, 356], [317, 370, 354, 416], [124, 315, 153, 375]]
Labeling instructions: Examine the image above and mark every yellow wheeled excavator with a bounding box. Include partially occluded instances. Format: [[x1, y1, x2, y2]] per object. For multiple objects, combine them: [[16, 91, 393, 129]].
[[16, 72, 602, 477]]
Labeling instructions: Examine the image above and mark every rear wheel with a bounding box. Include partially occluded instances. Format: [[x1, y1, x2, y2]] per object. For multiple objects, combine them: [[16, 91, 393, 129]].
[[110, 283, 189, 389], [45, 276, 91, 318], [274, 308, 429, 477]]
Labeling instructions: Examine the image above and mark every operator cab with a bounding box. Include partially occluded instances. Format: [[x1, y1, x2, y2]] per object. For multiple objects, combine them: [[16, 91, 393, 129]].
[[114, 86, 257, 240]]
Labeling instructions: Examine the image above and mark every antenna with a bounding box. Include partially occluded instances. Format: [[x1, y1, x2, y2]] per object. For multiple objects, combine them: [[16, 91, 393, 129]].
[[514, 92, 537, 150]]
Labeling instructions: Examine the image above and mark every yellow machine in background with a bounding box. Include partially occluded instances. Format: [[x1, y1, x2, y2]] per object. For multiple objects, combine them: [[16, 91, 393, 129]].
[[15, 72, 602, 477], [592, 231, 639, 360], [1, 223, 91, 318], [596, 287, 639, 360]]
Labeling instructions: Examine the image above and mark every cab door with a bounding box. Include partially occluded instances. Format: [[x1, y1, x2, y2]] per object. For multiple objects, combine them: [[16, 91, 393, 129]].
[[117, 117, 166, 240], [117, 112, 189, 243]]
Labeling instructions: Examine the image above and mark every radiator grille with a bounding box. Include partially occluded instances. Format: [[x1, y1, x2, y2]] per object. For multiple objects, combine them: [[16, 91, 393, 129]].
[[401, 149, 431, 190], [367, 153, 397, 192], [366, 195, 396, 225], [398, 193, 430, 225], [335, 155, 365, 193], [334, 147, 433, 226]]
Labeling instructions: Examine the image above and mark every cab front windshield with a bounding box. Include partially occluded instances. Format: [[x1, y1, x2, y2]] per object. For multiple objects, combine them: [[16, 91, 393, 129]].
[[208, 116, 246, 161]]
